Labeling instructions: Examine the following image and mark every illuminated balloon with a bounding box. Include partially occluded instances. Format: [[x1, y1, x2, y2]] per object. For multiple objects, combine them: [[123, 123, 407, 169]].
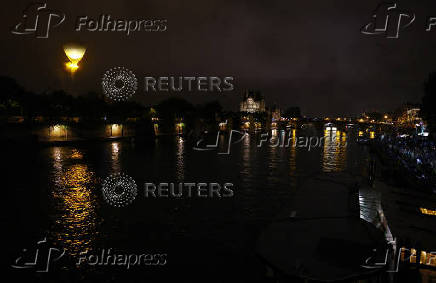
[[63, 44, 86, 73]]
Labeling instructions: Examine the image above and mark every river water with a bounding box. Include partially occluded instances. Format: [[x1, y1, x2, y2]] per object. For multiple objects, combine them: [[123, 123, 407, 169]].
[[6, 126, 374, 282]]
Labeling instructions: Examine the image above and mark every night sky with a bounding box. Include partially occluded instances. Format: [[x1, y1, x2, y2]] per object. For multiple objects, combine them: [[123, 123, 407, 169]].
[[2, 0, 436, 116]]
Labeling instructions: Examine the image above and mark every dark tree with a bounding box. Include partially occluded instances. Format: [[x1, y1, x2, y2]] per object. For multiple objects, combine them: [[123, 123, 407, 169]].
[[0, 76, 25, 115], [284, 106, 302, 118], [156, 97, 195, 132], [422, 72, 436, 134], [366, 112, 383, 122], [197, 100, 223, 122]]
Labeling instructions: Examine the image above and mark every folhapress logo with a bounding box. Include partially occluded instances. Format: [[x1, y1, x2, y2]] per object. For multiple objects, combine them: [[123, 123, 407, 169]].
[[361, 3, 415, 39], [11, 3, 65, 38], [11, 238, 65, 272], [12, 3, 168, 39], [361, 2, 436, 38]]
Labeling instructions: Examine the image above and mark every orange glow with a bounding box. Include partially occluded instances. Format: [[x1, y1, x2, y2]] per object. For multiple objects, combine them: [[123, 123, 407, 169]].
[[63, 44, 86, 73], [49, 124, 68, 138], [65, 61, 79, 72], [108, 124, 123, 137], [71, 149, 83, 159], [420, 207, 436, 216], [410, 249, 417, 263]]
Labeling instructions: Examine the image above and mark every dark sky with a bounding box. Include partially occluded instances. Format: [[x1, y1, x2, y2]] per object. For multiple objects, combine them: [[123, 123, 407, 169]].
[[2, 0, 436, 116]]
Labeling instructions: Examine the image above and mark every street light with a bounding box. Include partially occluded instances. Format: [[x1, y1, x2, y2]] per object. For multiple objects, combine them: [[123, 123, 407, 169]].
[[63, 43, 86, 75]]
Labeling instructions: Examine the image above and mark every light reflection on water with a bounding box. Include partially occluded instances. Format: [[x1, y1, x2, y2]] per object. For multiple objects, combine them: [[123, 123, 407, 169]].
[[45, 127, 355, 258], [111, 141, 121, 173], [322, 129, 347, 172], [176, 136, 185, 182], [240, 131, 253, 187], [289, 129, 297, 187], [49, 147, 100, 257]]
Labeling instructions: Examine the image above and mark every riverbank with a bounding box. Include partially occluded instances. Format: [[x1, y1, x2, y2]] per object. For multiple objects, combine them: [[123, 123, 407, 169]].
[[256, 172, 388, 282], [366, 146, 436, 278], [370, 138, 436, 194]]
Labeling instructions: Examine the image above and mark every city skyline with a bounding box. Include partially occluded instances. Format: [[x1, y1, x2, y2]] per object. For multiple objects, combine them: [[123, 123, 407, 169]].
[[2, 0, 436, 116]]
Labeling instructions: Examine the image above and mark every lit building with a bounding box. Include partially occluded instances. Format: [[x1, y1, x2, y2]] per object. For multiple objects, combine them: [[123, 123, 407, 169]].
[[271, 105, 281, 121], [106, 124, 123, 137], [240, 90, 265, 113], [406, 108, 421, 123], [397, 107, 423, 127], [175, 118, 184, 135], [49, 124, 69, 139]]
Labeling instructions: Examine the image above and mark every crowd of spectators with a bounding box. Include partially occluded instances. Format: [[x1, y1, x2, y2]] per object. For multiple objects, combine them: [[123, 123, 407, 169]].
[[379, 134, 436, 188]]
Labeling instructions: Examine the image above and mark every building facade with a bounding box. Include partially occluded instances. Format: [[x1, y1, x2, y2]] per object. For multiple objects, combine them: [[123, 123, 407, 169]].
[[240, 90, 265, 113]]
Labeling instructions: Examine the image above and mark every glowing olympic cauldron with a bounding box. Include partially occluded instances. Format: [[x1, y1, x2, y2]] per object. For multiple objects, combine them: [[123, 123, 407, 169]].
[[63, 44, 86, 74]]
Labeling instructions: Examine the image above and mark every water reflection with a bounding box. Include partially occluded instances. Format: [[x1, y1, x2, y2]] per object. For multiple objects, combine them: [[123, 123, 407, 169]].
[[111, 142, 121, 173], [44, 130, 355, 260], [289, 129, 297, 187], [240, 131, 252, 185], [267, 131, 280, 183], [359, 186, 394, 243], [49, 147, 100, 257], [176, 136, 185, 181], [322, 129, 347, 172]]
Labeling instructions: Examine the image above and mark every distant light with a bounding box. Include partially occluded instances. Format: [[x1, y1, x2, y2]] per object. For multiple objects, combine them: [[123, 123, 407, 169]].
[[420, 207, 436, 216], [50, 124, 67, 138], [112, 142, 119, 153], [63, 43, 86, 73], [65, 61, 79, 72], [64, 44, 86, 62], [71, 149, 83, 159]]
